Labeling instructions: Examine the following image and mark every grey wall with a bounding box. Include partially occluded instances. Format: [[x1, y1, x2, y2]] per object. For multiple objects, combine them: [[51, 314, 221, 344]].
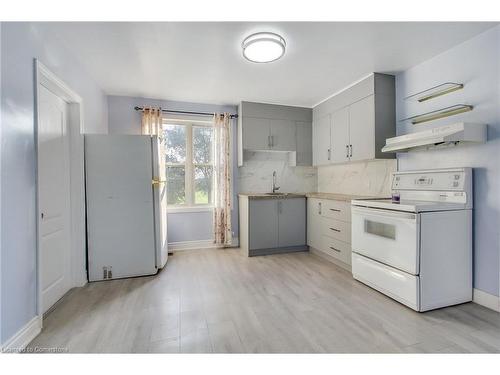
[[0, 22, 108, 344], [107, 95, 239, 243], [396, 25, 500, 296]]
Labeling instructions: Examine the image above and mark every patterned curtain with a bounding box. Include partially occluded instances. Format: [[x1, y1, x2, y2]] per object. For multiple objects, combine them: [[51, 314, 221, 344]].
[[213, 113, 232, 246], [141, 106, 163, 135]]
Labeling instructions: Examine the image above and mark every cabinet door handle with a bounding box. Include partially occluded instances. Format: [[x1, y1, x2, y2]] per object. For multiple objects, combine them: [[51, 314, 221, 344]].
[[346, 145, 349, 158], [318, 202, 322, 215], [349, 144, 353, 158], [271, 135, 274, 148], [329, 227, 341, 232], [327, 148, 331, 160], [329, 208, 341, 212], [268, 135, 271, 148], [329, 246, 341, 253]]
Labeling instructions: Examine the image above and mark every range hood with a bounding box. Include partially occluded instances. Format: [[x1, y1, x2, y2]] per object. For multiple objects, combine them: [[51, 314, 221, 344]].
[[382, 122, 487, 153]]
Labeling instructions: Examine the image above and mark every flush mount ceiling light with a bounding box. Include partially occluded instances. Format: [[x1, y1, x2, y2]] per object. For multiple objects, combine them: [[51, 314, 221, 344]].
[[242, 32, 286, 63]]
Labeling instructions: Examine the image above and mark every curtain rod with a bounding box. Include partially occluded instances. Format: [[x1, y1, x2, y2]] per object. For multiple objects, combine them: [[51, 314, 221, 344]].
[[134, 106, 238, 119]]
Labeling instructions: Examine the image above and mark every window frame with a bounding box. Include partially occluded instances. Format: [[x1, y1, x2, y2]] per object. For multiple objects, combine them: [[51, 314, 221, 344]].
[[163, 117, 214, 209]]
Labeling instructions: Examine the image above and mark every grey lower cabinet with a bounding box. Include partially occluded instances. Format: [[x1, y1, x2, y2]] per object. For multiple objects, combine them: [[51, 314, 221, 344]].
[[239, 196, 307, 257], [277, 198, 307, 247], [248, 199, 279, 250]]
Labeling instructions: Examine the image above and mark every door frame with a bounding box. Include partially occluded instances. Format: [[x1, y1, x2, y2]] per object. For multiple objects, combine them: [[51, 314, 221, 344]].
[[34, 59, 87, 320]]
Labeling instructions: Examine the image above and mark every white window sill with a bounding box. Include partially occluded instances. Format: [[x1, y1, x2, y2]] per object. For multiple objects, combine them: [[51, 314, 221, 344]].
[[167, 206, 214, 214]]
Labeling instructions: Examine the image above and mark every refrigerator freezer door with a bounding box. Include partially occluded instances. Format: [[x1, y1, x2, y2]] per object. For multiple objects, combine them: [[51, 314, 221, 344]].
[[152, 136, 168, 268], [85, 135, 157, 281]]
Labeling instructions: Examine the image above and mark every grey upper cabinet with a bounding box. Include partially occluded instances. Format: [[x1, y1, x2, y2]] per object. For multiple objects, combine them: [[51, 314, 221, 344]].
[[277, 198, 306, 247], [331, 106, 349, 163], [269, 119, 296, 151], [238, 101, 312, 166], [296, 121, 312, 166], [349, 95, 375, 162], [242, 117, 270, 151], [312, 73, 396, 166], [312, 114, 331, 166]]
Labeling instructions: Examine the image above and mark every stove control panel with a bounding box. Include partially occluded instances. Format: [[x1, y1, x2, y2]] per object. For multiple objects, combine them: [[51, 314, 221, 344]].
[[392, 168, 471, 192]]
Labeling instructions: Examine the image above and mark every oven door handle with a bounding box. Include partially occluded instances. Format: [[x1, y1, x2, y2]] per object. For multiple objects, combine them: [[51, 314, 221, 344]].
[[352, 206, 417, 221]]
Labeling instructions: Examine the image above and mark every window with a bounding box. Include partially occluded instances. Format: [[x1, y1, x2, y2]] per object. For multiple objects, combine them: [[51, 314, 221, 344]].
[[163, 119, 214, 207]]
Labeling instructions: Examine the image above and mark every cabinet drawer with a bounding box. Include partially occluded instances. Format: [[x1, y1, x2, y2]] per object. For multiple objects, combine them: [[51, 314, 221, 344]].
[[320, 235, 351, 265], [322, 200, 351, 222], [321, 217, 351, 243]]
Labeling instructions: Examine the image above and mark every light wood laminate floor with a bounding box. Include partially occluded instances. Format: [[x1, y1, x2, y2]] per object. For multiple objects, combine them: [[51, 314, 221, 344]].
[[28, 249, 500, 353]]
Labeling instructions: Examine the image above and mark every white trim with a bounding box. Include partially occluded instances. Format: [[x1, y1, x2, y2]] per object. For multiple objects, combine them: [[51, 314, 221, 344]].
[[169, 237, 239, 252], [35, 59, 87, 320], [312, 72, 374, 108], [169, 240, 218, 251], [473, 288, 500, 312], [37, 63, 83, 103], [237, 99, 313, 109], [1, 316, 42, 353], [168, 206, 213, 213]]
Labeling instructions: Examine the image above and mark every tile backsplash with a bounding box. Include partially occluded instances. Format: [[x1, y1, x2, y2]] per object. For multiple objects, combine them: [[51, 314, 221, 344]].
[[317, 159, 397, 197], [238, 152, 395, 197], [238, 151, 317, 194]]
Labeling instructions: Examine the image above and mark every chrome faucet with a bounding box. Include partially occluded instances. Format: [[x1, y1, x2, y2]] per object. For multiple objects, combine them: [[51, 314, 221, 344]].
[[272, 171, 280, 193]]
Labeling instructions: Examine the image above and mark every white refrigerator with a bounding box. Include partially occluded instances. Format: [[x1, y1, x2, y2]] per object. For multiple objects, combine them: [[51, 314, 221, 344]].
[[85, 134, 168, 281]]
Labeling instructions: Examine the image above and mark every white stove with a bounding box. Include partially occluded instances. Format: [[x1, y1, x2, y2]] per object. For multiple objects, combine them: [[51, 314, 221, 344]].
[[350, 168, 473, 312]]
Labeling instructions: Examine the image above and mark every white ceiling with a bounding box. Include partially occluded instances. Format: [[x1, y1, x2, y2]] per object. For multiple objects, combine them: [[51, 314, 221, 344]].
[[41, 22, 497, 107]]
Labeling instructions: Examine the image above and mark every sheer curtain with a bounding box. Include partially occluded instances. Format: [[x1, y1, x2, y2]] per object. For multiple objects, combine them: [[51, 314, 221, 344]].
[[141, 106, 163, 135], [213, 113, 232, 246]]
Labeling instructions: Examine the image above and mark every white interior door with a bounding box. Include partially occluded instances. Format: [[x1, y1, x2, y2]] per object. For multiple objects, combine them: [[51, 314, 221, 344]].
[[38, 85, 71, 313], [152, 136, 168, 268]]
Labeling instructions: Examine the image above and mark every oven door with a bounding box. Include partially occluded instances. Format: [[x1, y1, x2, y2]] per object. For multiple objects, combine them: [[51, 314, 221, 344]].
[[351, 206, 420, 275]]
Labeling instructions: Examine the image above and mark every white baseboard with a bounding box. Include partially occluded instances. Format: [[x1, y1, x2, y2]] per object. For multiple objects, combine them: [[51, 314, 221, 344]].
[[473, 288, 500, 312], [169, 239, 217, 251], [1, 316, 42, 353], [169, 237, 239, 252]]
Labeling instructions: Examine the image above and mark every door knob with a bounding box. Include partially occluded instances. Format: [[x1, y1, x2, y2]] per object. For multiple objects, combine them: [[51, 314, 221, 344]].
[[152, 178, 166, 186]]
